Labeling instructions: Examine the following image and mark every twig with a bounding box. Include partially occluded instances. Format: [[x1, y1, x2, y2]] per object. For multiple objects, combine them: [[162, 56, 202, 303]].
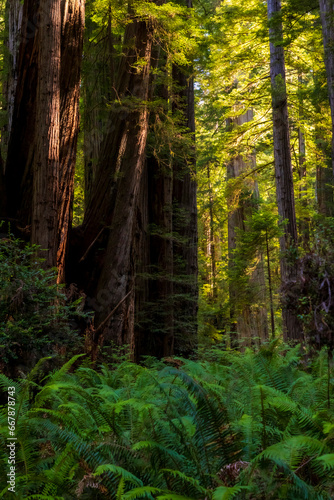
[[79, 227, 106, 263], [94, 289, 133, 335]]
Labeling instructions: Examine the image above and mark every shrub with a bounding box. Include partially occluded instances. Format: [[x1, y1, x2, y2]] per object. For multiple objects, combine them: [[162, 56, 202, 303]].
[[0, 235, 84, 369]]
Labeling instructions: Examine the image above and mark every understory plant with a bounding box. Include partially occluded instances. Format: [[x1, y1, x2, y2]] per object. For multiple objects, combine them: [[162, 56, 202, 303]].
[[0, 235, 85, 372], [0, 341, 333, 498]]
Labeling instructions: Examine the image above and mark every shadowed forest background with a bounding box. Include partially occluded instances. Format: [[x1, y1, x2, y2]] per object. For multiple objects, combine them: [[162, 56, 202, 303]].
[[1, 0, 334, 498]]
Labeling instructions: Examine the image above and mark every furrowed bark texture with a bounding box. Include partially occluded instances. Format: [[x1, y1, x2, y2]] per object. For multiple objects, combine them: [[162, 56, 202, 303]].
[[135, 153, 174, 360], [5, 0, 40, 227], [319, 0, 334, 180], [207, 164, 216, 297], [83, 13, 115, 209], [31, 0, 61, 268], [267, 0, 301, 340], [85, 16, 154, 350], [134, 52, 175, 361], [58, 0, 85, 282], [5, 0, 23, 145], [0, 0, 23, 218]]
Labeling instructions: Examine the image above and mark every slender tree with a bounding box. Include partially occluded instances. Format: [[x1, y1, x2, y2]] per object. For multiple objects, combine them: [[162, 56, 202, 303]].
[[58, 0, 85, 282], [5, 0, 40, 228], [267, 0, 301, 340], [172, 62, 198, 355], [319, 0, 334, 179], [4, 0, 23, 146], [297, 74, 308, 244]]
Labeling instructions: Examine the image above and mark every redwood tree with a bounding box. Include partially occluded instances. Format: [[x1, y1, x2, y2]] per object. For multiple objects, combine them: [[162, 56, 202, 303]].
[[227, 110, 268, 345], [319, 0, 334, 180], [267, 0, 301, 340], [4, 0, 84, 277], [58, 0, 85, 282], [80, 10, 156, 351], [31, 0, 61, 268], [172, 61, 198, 355]]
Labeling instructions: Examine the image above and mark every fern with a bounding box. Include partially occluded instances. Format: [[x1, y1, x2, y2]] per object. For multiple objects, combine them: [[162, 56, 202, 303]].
[[1, 344, 334, 498]]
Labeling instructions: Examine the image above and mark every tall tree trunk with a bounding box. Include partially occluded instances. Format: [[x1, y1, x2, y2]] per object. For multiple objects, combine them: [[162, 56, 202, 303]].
[[298, 75, 309, 245], [0, 0, 23, 218], [5, 0, 83, 275], [227, 110, 268, 345], [57, 0, 85, 282], [31, 0, 61, 268], [83, 9, 114, 208], [85, 14, 155, 351], [265, 229, 276, 338], [134, 49, 175, 361], [172, 62, 198, 356], [227, 142, 247, 344], [207, 164, 217, 298], [3, 0, 23, 153], [313, 72, 334, 216], [0, 152, 5, 216], [267, 0, 300, 341], [5, 0, 40, 228], [316, 137, 334, 216], [135, 153, 174, 361], [319, 0, 334, 180]]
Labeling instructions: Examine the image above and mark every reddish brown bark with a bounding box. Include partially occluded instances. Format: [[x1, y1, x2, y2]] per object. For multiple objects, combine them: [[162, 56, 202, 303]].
[[133, 49, 175, 361], [82, 17, 153, 247], [31, 0, 61, 268], [57, 0, 85, 282], [5, 0, 84, 276], [5, 0, 40, 227], [82, 14, 155, 351], [207, 164, 217, 298]]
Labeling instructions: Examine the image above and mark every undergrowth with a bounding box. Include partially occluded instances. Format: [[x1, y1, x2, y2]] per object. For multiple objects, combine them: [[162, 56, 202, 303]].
[[0, 341, 333, 499]]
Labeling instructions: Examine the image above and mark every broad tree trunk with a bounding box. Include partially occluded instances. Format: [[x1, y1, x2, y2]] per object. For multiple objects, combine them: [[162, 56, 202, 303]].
[[84, 14, 155, 351], [5, 0, 83, 275], [319, 0, 334, 180], [134, 50, 175, 361], [267, 0, 301, 341], [134, 152, 174, 361], [31, 0, 61, 269], [57, 0, 85, 282]]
